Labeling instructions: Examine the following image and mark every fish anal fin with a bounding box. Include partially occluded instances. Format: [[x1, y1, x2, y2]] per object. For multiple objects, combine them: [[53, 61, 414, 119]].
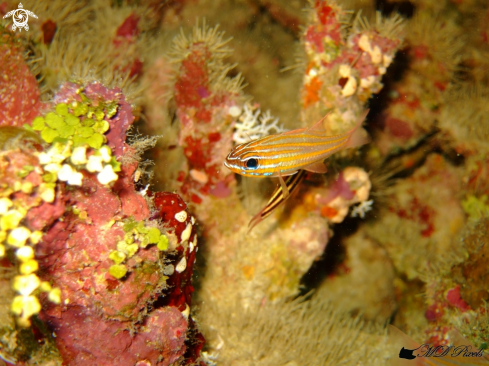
[[303, 161, 328, 174], [248, 209, 265, 233]]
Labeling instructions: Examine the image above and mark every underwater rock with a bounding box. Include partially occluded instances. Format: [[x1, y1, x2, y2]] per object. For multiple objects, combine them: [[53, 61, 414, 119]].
[[452, 217, 489, 309], [365, 153, 465, 279], [316, 229, 397, 323], [41, 306, 187, 366], [373, 11, 464, 155]]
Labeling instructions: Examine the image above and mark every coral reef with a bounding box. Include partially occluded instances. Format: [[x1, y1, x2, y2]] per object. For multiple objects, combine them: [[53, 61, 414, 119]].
[[0, 77, 203, 364], [1, 0, 489, 365], [300, 0, 403, 134]]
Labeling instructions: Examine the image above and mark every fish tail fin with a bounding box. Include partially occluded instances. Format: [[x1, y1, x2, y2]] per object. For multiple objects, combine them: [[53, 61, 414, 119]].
[[346, 109, 370, 149]]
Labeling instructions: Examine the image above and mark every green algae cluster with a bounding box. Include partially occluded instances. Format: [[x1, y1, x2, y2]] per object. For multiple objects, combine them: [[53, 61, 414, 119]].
[[30, 92, 117, 149], [462, 195, 489, 220], [108, 217, 169, 279]]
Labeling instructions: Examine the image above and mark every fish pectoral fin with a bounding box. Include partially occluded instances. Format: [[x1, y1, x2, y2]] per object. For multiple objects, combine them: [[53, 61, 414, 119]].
[[303, 161, 328, 174], [277, 170, 290, 199]]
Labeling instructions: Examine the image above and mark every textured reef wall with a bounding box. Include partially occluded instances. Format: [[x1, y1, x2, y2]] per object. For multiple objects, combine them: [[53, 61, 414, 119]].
[[1, 0, 489, 365]]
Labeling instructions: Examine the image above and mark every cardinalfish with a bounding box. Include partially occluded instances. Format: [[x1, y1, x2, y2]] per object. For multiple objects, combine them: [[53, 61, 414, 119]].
[[224, 110, 370, 230]]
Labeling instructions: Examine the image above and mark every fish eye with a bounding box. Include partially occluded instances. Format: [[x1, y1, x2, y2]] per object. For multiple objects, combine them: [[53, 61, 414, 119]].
[[246, 158, 258, 169]]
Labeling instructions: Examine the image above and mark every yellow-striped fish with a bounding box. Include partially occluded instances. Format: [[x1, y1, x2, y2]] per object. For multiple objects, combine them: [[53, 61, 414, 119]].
[[224, 111, 370, 178]]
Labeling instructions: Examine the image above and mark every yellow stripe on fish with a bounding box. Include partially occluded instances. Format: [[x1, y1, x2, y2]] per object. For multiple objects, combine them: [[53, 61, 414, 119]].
[[225, 111, 370, 177]]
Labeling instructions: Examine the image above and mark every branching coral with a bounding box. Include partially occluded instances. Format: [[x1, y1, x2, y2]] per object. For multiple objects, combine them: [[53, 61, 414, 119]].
[[166, 21, 246, 204], [232, 104, 285, 144], [300, 1, 404, 133]]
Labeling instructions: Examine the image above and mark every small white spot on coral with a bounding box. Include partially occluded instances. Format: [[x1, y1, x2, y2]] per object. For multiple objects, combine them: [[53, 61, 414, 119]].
[[175, 257, 187, 273], [163, 264, 174, 276], [228, 105, 242, 117], [68, 171, 83, 186], [341, 76, 357, 97], [9, 227, 31, 247], [57, 164, 83, 186], [137, 184, 149, 197], [57, 164, 73, 181], [308, 67, 318, 77], [71, 146, 87, 165], [181, 223, 192, 242], [97, 165, 118, 185], [86, 155, 104, 173], [15, 246, 34, 262], [175, 210, 187, 223], [13, 274, 40, 296], [383, 54, 393, 68], [360, 76, 376, 89], [191, 216, 195, 225], [44, 163, 62, 173], [181, 303, 190, 319], [0, 197, 13, 215], [98, 146, 112, 163], [37, 152, 51, 165], [358, 34, 371, 53], [339, 64, 351, 78], [189, 169, 208, 184], [371, 45, 382, 64], [189, 235, 198, 253]]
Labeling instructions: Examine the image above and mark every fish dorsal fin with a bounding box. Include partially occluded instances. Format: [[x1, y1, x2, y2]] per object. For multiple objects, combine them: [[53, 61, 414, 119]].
[[282, 127, 307, 135], [305, 109, 333, 134], [303, 161, 328, 174]]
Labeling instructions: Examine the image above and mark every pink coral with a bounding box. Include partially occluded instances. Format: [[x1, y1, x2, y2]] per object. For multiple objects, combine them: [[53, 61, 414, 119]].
[[168, 24, 243, 206], [0, 29, 42, 127], [7, 82, 206, 365]]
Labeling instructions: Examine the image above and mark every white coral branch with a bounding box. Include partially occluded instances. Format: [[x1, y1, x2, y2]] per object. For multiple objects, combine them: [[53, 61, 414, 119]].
[[350, 199, 374, 218], [233, 104, 285, 144]]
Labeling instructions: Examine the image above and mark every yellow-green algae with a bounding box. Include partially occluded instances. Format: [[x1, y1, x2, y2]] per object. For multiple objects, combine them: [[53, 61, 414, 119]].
[[108, 217, 169, 279]]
